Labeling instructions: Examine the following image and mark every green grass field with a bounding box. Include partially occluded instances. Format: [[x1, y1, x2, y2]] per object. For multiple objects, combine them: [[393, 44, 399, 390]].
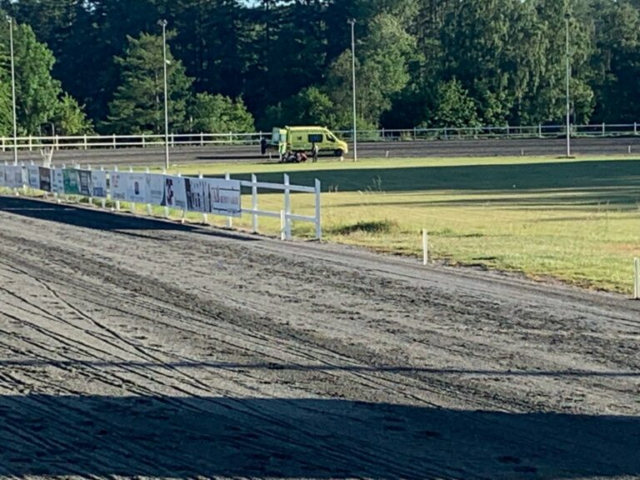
[[156, 155, 640, 294]]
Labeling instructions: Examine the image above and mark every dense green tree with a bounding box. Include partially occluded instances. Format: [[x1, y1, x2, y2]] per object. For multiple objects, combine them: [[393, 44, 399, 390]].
[[589, 0, 640, 122], [0, 79, 11, 136], [106, 32, 193, 134], [432, 79, 480, 128], [52, 93, 93, 135], [189, 93, 254, 133], [0, 21, 91, 135], [3, 0, 640, 132]]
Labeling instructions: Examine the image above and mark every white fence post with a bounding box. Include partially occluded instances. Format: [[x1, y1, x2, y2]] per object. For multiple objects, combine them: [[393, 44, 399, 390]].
[[251, 174, 258, 233], [635, 122, 638, 135], [199, 172, 208, 224], [225, 173, 233, 229], [315, 179, 322, 240], [422, 229, 429, 265], [634, 258, 639, 300], [284, 174, 292, 240], [146, 167, 152, 216], [114, 166, 120, 211], [83, 134, 88, 150], [280, 210, 286, 241], [100, 166, 106, 209], [177, 172, 186, 223], [162, 168, 169, 218]]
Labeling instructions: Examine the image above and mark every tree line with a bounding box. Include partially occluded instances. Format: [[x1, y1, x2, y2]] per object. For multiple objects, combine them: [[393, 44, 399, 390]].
[[0, 0, 639, 137]]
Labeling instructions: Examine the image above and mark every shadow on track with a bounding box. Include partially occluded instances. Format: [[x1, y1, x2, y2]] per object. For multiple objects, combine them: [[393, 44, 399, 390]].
[[0, 196, 257, 242], [1, 395, 638, 479]]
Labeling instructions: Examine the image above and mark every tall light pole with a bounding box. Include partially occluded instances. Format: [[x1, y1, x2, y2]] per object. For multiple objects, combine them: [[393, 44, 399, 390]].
[[7, 16, 18, 165], [565, 12, 572, 158], [158, 19, 170, 170], [348, 19, 357, 162]]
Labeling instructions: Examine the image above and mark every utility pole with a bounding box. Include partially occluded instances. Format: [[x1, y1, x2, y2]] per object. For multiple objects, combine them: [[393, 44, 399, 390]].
[[8, 16, 18, 165], [348, 19, 357, 162], [565, 12, 572, 158], [158, 19, 170, 170]]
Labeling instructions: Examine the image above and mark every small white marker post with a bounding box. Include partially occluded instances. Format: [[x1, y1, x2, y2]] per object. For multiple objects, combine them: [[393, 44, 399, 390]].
[[280, 210, 286, 241], [422, 229, 429, 265], [634, 258, 639, 300]]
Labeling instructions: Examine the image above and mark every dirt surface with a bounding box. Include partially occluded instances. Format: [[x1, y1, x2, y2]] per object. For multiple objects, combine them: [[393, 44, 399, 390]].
[[2, 136, 640, 167], [0, 196, 639, 480]]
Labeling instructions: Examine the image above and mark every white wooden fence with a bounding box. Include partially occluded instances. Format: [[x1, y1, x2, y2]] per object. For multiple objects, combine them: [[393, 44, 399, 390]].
[[1, 161, 322, 241], [1, 122, 639, 152]]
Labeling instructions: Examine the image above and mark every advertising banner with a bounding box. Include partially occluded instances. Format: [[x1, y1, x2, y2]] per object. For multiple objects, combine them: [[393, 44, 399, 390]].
[[145, 173, 166, 206], [126, 173, 147, 203], [161, 175, 187, 209], [110, 171, 128, 201], [4, 166, 24, 189], [38, 167, 52, 192], [183, 178, 242, 216], [77, 170, 93, 197], [207, 178, 242, 217], [0, 165, 5, 187], [63, 169, 81, 195], [51, 168, 64, 194], [184, 178, 210, 213], [27, 166, 40, 190], [91, 170, 107, 198]]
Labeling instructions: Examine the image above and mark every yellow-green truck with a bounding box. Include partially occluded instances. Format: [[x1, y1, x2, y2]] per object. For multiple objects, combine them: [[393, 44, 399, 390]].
[[262, 126, 349, 158]]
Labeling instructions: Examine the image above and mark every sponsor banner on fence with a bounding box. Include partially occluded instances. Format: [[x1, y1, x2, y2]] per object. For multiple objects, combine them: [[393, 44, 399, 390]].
[[126, 173, 147, 203], [145, 173, 166, 205], [63, 169, 81, 195], [51, 168, 64, 194], [3, 166, 25, 189], [184, 178, 210, 213], [110, 171, 128, 201], [208, 178, 241, 216], [184, 177, 242, 216], [91, 170, 107, 198], [39, 167, 52, 192], [77, 170, 93, 197], [161, 175, 187, 209], [27, 166, 40, 190]]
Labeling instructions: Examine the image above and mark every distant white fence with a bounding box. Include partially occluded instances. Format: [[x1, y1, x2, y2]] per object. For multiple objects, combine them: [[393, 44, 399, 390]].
[[0, 162, 321, 241], [0, 122, 639, 152]]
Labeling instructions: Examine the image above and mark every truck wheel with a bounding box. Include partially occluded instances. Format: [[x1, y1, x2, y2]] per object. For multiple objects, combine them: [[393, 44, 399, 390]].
[[334, 149, 344, 157]]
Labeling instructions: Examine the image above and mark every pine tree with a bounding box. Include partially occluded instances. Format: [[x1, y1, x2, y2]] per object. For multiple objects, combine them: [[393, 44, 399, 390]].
[[106, 32, 193, 134]]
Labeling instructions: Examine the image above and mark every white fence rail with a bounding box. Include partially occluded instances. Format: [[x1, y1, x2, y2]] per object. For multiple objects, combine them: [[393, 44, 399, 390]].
[[1, 122, 639, 152], [0, 162, 321, 241]]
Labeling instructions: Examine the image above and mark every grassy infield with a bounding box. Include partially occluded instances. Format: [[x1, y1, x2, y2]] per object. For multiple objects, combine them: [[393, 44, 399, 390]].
[[153, 155, 640, 294]]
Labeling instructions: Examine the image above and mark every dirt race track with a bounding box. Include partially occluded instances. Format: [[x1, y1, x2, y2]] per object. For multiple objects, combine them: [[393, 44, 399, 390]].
[[0, 196, 639, 480], [3, 136, 640, 167]]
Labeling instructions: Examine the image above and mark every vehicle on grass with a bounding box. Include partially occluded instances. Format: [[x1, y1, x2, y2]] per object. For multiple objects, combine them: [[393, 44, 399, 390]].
[[261, 126, 349, 159]]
